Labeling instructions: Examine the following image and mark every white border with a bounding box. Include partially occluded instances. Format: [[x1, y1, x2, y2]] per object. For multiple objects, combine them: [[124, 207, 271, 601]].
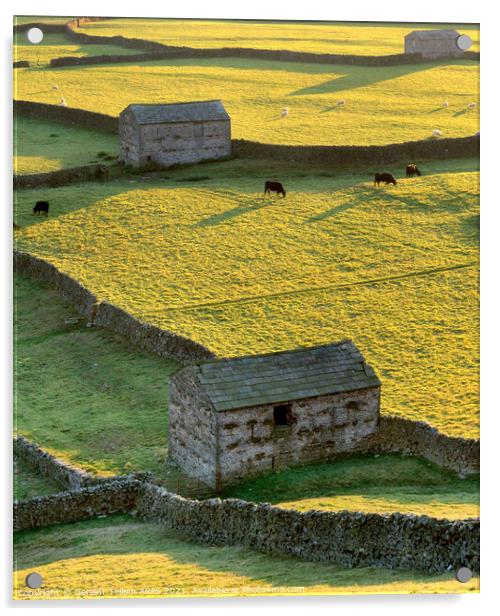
[[2, 1, 496, 614]]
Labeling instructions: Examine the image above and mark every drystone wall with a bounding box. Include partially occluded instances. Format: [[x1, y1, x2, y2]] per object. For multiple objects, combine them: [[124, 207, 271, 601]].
[[14, 163, 109, 189], [366, 415, 479, 476], [14, 480, 141, 531], [14, 100, 118, 134], [136, 482, 479, 573], [232, 135, 480, 165], [13, 475, 479, 573], [14, 435, 153, 492], [13, 251, 215, 363], [14, 436, 99, 490]]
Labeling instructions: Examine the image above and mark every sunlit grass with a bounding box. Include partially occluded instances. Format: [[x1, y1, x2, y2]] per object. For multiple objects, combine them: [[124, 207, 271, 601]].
[[13, 515, 479, 599], [14, 158, 479, 437], [14, 115, 118, 174], [79, 18, 480, 56], [14, 57, 479, 145]]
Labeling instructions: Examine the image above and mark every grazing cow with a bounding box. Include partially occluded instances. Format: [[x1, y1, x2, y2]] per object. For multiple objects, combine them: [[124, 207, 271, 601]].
[[33, 200, 49, 215], [406, 163, 421, 178], [264, 181, 286, 197], [374, 173, 397, 187]]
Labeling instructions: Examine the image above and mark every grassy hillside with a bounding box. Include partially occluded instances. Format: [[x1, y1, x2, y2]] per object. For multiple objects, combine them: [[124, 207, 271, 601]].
[[14, 16, 74, 25], [79, 18, 480, 56], [14, 57, 479, 145], [14, 115, 118, 174], [223, 454, 479, 520], [14, 32, 140, 67], [13, 515, 479, 599], [14, 157, 479, 437]]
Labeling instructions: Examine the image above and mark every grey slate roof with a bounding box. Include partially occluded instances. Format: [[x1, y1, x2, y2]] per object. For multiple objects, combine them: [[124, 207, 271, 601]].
[[405, 29, 459, 40], [194, 341, 380, 412], [124, 100, 229, 125]]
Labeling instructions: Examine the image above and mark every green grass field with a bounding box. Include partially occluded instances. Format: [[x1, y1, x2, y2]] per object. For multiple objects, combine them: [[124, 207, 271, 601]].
[[13, 457, 62, 500], [13, 515, 478, 599], [14, 274, 179, 478], [14, 157, 479, 438], [14, 56, 479, 146], [79, 18, 480, 56], [14, 32, 140, 67], [223, 454, 479, 520], [14, 115, 118, 174]]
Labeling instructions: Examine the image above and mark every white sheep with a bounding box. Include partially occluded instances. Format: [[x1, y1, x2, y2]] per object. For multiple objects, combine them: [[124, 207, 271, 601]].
[[60, 97, 67, 107], [280, 107, 289, 118], [51, 85, 59, 90], [468, 102, 477, 109], [432, 129, 442, 137], [337, 99, 345, 106], [443, 101, 449, 108]]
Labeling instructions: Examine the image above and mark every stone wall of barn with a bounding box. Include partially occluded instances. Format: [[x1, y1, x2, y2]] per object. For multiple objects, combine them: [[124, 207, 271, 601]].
[[118, 109, 141, 165], [216, 386, 380, 487], [168, 366, 218, 487], [137, 119, 231, 167]]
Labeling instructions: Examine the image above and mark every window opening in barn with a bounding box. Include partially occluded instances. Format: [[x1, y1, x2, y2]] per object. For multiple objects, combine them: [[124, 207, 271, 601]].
[[346, 401, 359, 412], [273, 404, 292, 427]]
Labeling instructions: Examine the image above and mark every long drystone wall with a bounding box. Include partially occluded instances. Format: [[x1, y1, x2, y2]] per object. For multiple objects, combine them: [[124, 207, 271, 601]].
[[13, 476, 479, 573], [13, 251, 215, 363], [14, 163, 109, 189], [365, 416, 479, 476], [14, 480, 140, 531], [135, 483, 479, 573], [233, 135, 480, 166]]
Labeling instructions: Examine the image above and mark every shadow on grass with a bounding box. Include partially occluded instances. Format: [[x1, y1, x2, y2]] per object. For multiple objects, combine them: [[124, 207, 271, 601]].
[[193, 195, 280, 227]]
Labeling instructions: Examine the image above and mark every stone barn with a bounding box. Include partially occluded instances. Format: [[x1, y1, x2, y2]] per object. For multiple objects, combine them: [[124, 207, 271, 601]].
[[169, 341, 381, 490], [119, 100, 231, 168], [404, 29, 470, 59]]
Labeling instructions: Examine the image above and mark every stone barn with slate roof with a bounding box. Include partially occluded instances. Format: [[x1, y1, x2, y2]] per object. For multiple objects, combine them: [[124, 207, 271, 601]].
[[119, 100, 231, 168], [169, 341, 381, 490], [404, 29, 465, 59]]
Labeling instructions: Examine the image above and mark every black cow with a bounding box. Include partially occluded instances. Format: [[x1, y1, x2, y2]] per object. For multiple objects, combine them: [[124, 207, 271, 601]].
[[264, 180, 286, 197], [374, 173, 397, 187], [406, 163, 421, 177], [33, 201, 49, 215]]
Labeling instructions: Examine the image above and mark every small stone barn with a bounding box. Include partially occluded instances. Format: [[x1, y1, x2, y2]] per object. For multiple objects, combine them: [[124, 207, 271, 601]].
[[404, 29, 466, 59], [169, 341, 381, 490], [118, 100, 231, 168]]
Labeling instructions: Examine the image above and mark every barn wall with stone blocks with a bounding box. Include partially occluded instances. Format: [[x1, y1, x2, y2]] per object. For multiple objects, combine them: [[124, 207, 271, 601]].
[[217, 387, 380, 486]]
